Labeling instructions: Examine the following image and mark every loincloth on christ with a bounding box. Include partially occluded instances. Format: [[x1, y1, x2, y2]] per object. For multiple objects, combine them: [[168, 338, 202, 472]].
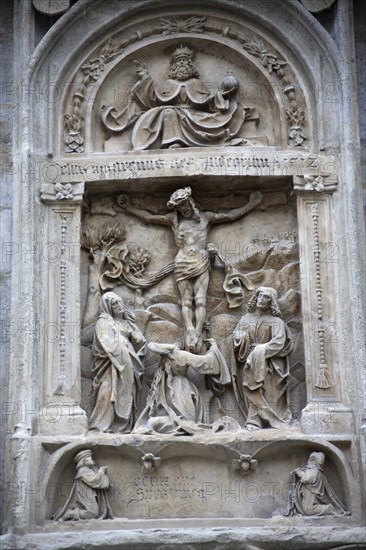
[[174, 249, 211, 283]]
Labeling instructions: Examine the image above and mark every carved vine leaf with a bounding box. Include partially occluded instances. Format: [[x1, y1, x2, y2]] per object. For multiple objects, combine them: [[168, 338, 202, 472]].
[[64, 113, 84, 133], [286, 107, 305, 127], [160, 16, 206, 35], [286, 107, 306, 147], [242, 37, 306, 147], [65, 38, 124, 153], [242, 39, 286, 73], [81, 39, 125, 80], [99, 38, 125, 63]]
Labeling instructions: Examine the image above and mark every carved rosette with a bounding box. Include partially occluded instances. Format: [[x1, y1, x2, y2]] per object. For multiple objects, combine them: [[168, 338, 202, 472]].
[[232, 454, 258, 476], [293, 174, 338, 193], [41, 181, 85, 203]]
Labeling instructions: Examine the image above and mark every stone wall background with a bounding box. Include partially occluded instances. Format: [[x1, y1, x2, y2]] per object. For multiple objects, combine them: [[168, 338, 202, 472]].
[[0, 0, 14, 533], [354, 0, 366, 230]]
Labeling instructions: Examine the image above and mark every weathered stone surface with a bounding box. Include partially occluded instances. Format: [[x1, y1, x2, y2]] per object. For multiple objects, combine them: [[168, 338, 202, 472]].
[[1, 0, 365, 548]]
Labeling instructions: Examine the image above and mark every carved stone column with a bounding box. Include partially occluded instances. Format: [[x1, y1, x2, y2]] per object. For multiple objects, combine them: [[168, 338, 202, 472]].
[[294, 176, 354, 434], [38, 182, 87, 434]]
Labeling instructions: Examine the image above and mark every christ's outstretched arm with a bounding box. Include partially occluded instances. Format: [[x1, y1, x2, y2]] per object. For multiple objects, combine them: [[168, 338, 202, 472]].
[[116, 194, 174, 226], [207, 191, 263, 225]]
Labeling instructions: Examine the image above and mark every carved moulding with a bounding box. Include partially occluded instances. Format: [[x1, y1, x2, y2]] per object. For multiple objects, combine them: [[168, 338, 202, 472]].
[[293, 174, 337, 391], [293, 175, 354, 434], [63, 16, 308, 153], [294, 174, 337, 390], [40, 151, 338, 187], [36, 436, 353, 526]]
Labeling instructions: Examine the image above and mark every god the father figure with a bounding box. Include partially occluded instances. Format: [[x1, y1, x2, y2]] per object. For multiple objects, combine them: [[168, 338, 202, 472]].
[[117, 187, 263, 352]]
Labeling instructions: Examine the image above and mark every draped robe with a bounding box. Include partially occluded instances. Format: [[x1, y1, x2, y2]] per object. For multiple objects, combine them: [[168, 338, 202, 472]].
[[53, 466, 113, 521], [134, 343, 231, 435], [89, 305, 146, 433], [102, 76, 248, 150], [232, 310, 293, 428], [293, 463, 348, 516]]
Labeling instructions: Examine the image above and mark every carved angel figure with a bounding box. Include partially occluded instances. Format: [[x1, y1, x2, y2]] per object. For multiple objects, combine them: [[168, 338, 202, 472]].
[[102, 45, 251, 150], [89, 292, 146, 433], [53, 449, 113, 521], [288, 452, 349, 516], [232, 286, 293, 430]]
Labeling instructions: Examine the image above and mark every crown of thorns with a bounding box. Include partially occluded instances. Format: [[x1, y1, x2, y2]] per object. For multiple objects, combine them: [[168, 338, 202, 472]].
[[167, 187, 192, 208]]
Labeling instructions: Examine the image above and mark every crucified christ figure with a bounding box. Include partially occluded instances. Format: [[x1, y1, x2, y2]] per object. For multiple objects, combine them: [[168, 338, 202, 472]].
[[116, 187, 263, 352]]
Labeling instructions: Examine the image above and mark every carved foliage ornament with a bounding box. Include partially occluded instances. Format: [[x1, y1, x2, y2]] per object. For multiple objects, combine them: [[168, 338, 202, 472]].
[[64, 39, 125, 153], [55, 183, 73, 200], [232, 454, 258, 475], [160, 16, 206, 35], [293, 174, 337, 193]]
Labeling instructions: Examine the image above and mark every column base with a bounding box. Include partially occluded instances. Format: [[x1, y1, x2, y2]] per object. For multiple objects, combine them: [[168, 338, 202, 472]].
[[300, 402, 354, 434], [37, 404, 88, 435]]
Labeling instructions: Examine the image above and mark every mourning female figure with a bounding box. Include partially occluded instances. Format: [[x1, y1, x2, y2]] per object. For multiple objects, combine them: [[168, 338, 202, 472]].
[[89, 292, 146, 433], [134, 338, 231, 435], [232, 287, 293, 430]]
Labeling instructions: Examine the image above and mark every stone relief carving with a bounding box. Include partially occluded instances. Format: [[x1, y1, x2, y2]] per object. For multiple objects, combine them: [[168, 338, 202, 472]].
[[287, 452, 350, 517], [116, 187, 263, 352], [63, 18, 309, 153], [80, 189, 305, 431], [293, 174, 338, 193], [55, 183, 74, 200], [160, 16, 206, 35], [134, 339, 231, 435], [53, 449, 113, 521], [232, 287, 293, 430], [232, 454, 258, 476], [242, 39, 287, 75], [140, 453, 162, 471], [81, 222, 127, 327], [89, 293, 146, 433], [101, 45, 253, 151], [286, 106, 307, 147], [64, 39, 125, 153]]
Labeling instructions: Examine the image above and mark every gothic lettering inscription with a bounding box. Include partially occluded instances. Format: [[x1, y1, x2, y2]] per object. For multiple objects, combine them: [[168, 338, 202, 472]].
[[39, 153, 337, 186]]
